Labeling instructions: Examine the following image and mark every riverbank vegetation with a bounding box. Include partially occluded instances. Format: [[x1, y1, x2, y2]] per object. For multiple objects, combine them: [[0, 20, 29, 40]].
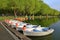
[[0, 0, 60, 17]]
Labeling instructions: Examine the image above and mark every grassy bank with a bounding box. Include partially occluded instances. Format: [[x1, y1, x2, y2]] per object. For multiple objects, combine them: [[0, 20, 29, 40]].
[[0, 16, 14, 21], [0, 16, 58, 21]]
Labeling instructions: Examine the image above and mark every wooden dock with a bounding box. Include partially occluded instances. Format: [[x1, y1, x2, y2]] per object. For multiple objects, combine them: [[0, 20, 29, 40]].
[[0, 22, 15, 40], [1, 21, 31, 40]]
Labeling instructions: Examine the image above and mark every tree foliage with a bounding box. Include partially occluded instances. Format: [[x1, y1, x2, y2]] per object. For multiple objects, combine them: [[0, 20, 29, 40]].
[[0, 0, 60, 16]]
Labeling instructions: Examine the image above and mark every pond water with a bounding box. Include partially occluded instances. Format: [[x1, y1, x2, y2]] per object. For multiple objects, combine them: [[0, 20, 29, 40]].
[[25, 17, 60, 40]]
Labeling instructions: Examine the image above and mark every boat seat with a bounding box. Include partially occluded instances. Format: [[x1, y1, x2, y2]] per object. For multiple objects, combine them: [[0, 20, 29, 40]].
[[42, 28, 49, 31], [33, 29, 43, 32]]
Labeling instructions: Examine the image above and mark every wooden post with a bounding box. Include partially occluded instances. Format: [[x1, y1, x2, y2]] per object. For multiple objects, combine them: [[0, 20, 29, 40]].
[[32, 14, 34, 20]]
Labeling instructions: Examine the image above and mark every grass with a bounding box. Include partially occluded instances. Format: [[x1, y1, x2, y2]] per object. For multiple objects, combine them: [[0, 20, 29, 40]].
[[0, 16, 15, 21]]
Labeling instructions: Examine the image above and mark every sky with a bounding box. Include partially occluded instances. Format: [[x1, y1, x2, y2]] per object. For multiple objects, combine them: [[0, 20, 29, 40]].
[[42, 0, 60, 11]]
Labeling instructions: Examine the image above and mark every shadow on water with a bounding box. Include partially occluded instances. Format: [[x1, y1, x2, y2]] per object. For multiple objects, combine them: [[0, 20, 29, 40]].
[[27, 34, 53, 40]]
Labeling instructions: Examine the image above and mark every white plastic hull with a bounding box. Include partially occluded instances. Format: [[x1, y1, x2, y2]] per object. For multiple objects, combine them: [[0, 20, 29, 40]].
[[23, 29, 54, 36]]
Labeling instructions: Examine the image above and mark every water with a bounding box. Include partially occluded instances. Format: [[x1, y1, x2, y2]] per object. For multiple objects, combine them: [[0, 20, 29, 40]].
[[25, 17, 60, 40]]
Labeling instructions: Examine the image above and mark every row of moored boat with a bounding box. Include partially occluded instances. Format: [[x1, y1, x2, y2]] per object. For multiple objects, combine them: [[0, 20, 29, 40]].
[[4, 19, 54, 36]]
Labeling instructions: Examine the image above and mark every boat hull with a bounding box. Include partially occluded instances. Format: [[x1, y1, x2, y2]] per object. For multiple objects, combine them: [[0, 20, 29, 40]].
[[23, 29, 54, 36]]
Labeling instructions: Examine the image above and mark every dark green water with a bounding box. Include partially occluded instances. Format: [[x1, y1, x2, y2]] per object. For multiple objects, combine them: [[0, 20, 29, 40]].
[[25, 17, 60, 40]]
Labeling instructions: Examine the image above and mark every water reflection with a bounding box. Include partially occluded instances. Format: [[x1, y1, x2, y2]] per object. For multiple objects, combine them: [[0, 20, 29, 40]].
[[25, 17, 60, 27], [28, 34, 53, 40]]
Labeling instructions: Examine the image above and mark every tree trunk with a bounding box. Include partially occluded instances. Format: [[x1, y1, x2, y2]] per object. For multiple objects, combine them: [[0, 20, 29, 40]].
[[46, 14, 48, 19], [14, 9, 17, 18]]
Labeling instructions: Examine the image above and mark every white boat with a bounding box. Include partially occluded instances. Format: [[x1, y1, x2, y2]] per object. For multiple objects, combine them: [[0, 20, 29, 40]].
[[23, 27, 54, 36], [11, 22, 23, 28], [5, 19, 21, 28], [5, 19, 54, 36], [16, 23, 30, 31], [8, 20, 20, 28], [16, 24, 41, 31]]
